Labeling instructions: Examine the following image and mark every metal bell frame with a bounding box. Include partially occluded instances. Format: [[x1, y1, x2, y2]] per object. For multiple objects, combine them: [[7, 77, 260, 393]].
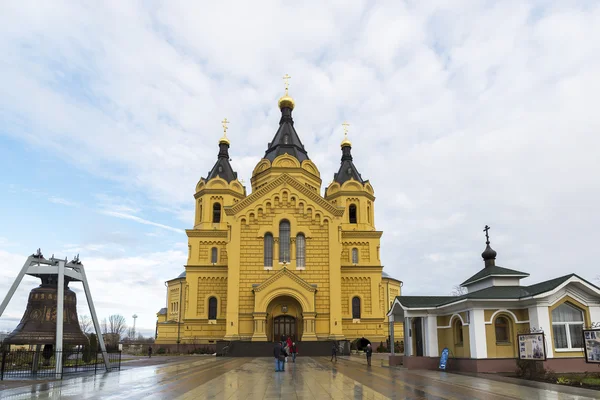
[[0, 250, 110, 376]]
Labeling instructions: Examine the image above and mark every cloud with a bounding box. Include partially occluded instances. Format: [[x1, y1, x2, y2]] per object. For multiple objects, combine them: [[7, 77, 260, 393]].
[[48, 196, 80, 207], [1, 1, 600, 309]]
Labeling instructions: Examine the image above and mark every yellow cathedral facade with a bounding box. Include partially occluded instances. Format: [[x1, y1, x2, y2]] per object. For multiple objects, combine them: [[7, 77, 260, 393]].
[[156, 79, 403, 346]]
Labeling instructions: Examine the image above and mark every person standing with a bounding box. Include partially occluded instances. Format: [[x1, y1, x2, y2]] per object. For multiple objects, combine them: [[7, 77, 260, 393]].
[[148, 346, 153, 358], [273, 341, 283, 372], [291, 342, 298, 363], [365, 343, 373, 366], [331, 341, 337, 362], [281, 341, 288, 371]]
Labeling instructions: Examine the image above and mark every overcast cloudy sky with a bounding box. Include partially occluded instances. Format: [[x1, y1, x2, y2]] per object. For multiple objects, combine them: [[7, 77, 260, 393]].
[[1, 1, 599, 337]]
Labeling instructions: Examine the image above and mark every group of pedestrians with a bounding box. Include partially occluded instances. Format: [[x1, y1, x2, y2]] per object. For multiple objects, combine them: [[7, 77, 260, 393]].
[[273, 336, 298, 372], [331, 341, 373, 366]]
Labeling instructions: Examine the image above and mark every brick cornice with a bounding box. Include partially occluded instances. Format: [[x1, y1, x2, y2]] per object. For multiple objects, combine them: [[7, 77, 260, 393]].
[[194, 188, 246, 200], [186, 229, 228, 238], [341, 231, 383, 239]]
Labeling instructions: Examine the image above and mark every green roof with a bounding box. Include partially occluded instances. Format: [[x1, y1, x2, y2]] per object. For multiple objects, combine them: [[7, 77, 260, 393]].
[[396, 274, 593, 309], [461, 265, 529, 286]]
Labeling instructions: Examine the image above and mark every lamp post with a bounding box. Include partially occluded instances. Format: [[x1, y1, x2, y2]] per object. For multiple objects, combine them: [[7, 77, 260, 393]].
[[132, 314, 138, 340]]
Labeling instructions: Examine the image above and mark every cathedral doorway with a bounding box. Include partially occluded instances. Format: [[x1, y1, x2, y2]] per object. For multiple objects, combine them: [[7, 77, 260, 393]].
[[273, 315, 296, 342], [266, 295, 303, 342]]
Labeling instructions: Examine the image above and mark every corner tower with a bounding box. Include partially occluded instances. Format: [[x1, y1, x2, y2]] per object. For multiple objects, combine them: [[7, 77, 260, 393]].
[[192, 119, 246, 230], [251, 74, 322, 193], [325, 123, 376, 232]]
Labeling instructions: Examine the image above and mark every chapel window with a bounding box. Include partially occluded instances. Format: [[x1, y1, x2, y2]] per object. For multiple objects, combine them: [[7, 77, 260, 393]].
[[212, 203, 221, 223], [454, 318, 464, 346], [495, 316, 510, 343], [349, 204, 357, 223], [279, 220, 291, 263], [352, 297, 361, 319], [351, 248, 359, 264], [296, 233, 306, 268], [552, 302, 584, 350], [211, 247, 218, 264], [264, 233, 274, 267], [208, 297, 217, 320]]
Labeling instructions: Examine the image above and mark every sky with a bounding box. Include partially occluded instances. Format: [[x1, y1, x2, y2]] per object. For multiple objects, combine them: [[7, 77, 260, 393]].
[[1, 1, 600, 338]]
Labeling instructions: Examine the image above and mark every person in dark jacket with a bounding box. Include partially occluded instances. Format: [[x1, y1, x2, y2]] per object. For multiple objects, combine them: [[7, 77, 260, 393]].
[[148, 346, 153, 358], [273, 342, 283, 371], [365, 343, 373, 366], [331, 341, 337, 362]]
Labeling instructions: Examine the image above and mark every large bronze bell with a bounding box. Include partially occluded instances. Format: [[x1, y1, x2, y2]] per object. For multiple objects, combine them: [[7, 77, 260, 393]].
[[4, 275, 89, 346]]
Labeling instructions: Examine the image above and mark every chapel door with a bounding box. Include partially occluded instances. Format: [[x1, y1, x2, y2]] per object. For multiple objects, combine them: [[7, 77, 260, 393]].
[[273, 316, 296, 342], [413, 317, 424, 356]]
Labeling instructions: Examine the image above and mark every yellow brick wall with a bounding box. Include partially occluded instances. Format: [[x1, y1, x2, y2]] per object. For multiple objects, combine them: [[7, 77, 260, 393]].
[[197, 277, 227, 318], [341, 277, 372, 316]]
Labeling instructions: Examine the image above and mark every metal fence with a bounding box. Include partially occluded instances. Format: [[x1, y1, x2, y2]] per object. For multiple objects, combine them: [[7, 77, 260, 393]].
[[0, 349, 121, 380]]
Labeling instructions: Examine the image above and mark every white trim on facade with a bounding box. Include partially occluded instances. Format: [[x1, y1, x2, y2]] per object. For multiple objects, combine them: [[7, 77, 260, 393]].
[[484, 309, 529, 325]]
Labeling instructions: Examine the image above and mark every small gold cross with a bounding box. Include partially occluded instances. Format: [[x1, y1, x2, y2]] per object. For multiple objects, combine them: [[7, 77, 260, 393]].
[[283, 74, 291, 94], [221, 118, 229, 136], [342, 121, 350, 137]]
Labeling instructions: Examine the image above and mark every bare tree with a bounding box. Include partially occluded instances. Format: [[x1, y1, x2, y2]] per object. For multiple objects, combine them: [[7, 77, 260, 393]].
[[108, 314, 127, 340], [451, 285, 467, 296], [101, 318, 108, 334], [79, 315, 93, 334]]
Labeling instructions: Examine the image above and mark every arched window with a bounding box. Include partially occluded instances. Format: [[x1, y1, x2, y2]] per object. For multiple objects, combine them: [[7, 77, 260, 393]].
[[279, 220, 291, 262], [351, 248, 359, 264], [199, 204, 203, 222], [211, 247, 218, 264], [495, 316, 510, 343], [264, 233, 273, 267], [352, 297, 361, 319], [208, 297, 217, 320], [454, 318, 464, 346], [212, 203, 221, 223], [552, 303, 584, 349], [296, 233, 306, 268], [349, 204, 357, 223], [367, 205, 371, 224]]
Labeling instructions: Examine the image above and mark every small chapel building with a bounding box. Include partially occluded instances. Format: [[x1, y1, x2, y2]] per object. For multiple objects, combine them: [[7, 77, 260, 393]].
[[156, 82, 403, 348], [388, 229, 600, 372]]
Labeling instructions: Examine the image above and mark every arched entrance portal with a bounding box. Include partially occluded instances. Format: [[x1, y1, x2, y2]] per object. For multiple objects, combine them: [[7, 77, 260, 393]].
[[267, 295, 303, 342]]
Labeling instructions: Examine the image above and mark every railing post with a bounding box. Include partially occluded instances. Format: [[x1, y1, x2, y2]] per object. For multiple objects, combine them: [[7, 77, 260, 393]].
[[1, 351, 6, 381], [94, 351, 98, 374], [118, 351, 122, 370]]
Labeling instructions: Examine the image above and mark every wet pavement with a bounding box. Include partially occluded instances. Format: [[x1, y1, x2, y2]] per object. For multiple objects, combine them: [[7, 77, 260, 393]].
[[0, 356, 598, 399]]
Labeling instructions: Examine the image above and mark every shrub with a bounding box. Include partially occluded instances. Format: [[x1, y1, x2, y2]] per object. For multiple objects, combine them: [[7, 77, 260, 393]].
[[156, 347, 167, 355], [515, 359, 546, 379]]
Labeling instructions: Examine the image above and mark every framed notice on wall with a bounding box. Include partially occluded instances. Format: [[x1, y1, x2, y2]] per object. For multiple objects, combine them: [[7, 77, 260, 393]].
[[518, 333, 547, 361], [583, 329, 600, 364]]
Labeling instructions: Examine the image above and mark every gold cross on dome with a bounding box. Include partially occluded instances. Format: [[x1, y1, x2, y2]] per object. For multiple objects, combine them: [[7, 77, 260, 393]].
[[283, 74, 291, 94], [221, 118, 229, 136], [342, 121, 350, 136]]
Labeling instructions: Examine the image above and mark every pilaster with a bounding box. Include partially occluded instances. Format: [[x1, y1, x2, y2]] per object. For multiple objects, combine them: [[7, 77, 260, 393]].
[[528, 305, 554, 358], [224, 223, 240, 340], [468, 309, 487, 359], [302, 312, 318, 341], [328, 224, 344, 339], [425, 315, 438, 357], [251, 312, 268, 341]]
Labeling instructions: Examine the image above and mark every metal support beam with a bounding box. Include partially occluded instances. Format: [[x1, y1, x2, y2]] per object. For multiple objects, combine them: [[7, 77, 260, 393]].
[[55, 259, 65, 378], [0, 256, 34, 317], [78, 262, 110, 371]]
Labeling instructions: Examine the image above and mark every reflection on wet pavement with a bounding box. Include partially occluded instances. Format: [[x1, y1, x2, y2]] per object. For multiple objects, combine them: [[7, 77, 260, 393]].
[[1, 356, 598, 399]]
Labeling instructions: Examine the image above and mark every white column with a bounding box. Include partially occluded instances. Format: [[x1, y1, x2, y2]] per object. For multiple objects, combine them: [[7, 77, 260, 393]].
[[425, 315, 439, 357], [55, 259, 65, 378], [468, 309, 488, 359], [528, 306, 554, 358], [404, 317, 412, 356], [389, 314, 395, 355]]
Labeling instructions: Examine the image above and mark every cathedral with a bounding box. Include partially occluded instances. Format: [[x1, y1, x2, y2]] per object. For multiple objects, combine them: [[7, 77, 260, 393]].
[[156, 79, 403, 346]]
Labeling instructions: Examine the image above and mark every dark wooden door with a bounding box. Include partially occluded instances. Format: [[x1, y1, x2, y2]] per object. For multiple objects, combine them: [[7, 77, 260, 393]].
[[273, 316, 296, 342], [414, 317, 424, 356]]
